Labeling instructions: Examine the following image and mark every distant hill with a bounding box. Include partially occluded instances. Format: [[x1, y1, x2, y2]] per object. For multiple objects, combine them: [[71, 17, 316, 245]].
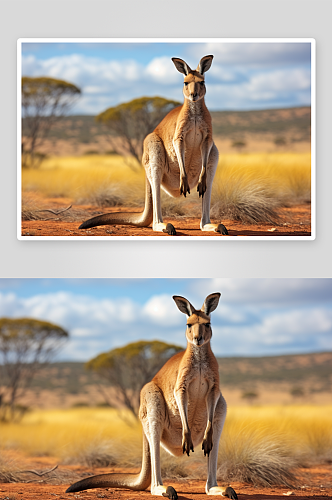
[[1, 350, 329, 408], [23, 350, 331, 395], [211, 106, 310, 141], [217, 351, 332, 392], [22, 106, 311, 145]]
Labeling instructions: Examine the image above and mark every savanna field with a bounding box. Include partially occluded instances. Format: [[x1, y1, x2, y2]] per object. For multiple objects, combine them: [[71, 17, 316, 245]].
[[1, 405, 332, 499], [21, 152, 312, 237]]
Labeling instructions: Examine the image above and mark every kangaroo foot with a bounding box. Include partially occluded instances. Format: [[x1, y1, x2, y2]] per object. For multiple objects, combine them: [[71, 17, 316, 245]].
[[162, 486, 178, 499], [216, 224, 228, 235], [163, 223, 176, 236], [201, 223, 228, 234], [180, 175, 190, 197], [224, 487, 238, 499], [207, 486, 238, 498]]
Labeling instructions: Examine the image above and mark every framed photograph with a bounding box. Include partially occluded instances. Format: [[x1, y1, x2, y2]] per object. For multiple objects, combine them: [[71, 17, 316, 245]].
[[18, 38, 315, 240], [1, 277, 331, 499]]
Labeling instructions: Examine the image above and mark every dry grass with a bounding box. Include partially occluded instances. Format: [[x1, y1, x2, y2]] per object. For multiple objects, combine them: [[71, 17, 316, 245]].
[[21, 193, 95, 222], [2, 405, 329, 487], [0, 454, 21, 483], [218, 427, 297, 487], [211, 153, 311, 224], [21, 152, 311, 224], [22, 155, 145, 206]]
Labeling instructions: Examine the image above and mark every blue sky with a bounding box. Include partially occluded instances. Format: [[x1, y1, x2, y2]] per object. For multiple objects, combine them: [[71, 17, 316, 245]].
[[0, 278, 330, 361], [21, 40, 312, 114]]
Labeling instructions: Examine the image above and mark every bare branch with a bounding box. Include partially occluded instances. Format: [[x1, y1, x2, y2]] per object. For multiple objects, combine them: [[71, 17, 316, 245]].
[[17, 465, 58, 476], [36, 205, 72, 215]]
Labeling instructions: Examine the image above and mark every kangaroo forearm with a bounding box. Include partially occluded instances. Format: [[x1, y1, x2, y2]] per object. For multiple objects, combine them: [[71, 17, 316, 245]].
[[173, 137, 187, 176], [174, 387, 190, 432]]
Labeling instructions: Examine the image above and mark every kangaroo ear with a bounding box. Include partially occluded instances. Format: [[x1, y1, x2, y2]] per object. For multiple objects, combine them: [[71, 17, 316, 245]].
[[173, 296, 195, 316], [201, 292, 221, 315], [172, 57, 192, 76], [197, 55, 214, 75]]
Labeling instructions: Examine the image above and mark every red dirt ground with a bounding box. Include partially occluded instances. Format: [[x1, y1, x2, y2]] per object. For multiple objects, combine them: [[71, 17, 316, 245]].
[[21, 201, 311, 237], [1, 459, 331, 500]]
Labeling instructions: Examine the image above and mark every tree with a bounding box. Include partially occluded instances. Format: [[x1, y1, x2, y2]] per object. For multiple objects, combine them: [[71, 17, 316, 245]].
[[96, 96, 181, 169], [22, 76, 81, 168], [241, 390, 259, 405], [0, 317, 68, 420], [290, 386, 305, 401], [274, 136, 287, 148], [86, 340, 183, 418], [231, 139, 247, 152]]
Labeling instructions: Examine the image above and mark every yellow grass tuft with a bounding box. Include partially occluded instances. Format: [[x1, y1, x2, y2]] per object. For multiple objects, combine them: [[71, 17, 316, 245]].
[[212, 153, 311, 223], [22, 155, 145, 206], [21, 153, 311, 224], [2, 404, 331, 488]]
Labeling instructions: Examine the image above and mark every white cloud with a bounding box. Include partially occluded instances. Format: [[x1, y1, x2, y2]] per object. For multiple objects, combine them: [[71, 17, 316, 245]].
[[143, 294, 182, 325], [146, 57, 179, 83], [198, 42, 311, 66], [248, 68, 310, 94], [21, 43, 312, 114], [194, 279, 332, 307], [1, 283, 330, 360]]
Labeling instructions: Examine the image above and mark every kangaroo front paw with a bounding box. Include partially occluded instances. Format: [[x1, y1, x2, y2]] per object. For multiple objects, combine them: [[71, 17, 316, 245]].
[[182, 431, 194, 456], [163, 223, 176, 235], [202, 435, 213, 457], [180, 175, 190, 197], [162, 486, 178, 499], [197, 175, 207, 198]]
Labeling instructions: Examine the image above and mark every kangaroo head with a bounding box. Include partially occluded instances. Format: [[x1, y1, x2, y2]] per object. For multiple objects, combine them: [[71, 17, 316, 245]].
[[173, 292, 220, 347], [172, 55, 214, 103]]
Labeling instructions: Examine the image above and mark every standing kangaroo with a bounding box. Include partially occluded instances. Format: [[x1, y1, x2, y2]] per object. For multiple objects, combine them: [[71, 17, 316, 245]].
[[66, 293, 237, 500], [79, 56, 228, 236]]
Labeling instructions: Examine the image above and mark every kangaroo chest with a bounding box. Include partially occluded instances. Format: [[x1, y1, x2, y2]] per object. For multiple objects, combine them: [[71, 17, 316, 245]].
[[187, 372, 209, 401], [185, 120, 204, 151]]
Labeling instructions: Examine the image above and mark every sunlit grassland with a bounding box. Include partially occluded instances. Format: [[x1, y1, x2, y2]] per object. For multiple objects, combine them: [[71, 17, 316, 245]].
[[22, 153, 311, 223], [22, 155, 146, 207], [1, 404, 330, 485]]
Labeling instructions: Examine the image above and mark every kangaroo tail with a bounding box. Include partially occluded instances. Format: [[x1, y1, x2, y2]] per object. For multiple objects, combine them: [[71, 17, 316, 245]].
[[66, 433, 151, 493], [79, 177, 153, 230]]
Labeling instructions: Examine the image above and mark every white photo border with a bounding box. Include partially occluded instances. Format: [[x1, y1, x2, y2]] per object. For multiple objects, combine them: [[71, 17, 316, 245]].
[[17, 38, 316, 241]]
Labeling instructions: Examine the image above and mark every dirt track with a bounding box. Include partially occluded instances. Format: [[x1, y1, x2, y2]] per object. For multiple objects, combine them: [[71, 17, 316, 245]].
[[21, 202, 311, 238]]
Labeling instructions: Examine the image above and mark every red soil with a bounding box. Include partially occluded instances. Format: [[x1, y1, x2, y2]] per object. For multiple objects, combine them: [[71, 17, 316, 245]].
[[21, 201, 311, 238], [1, 459, 331, 500]]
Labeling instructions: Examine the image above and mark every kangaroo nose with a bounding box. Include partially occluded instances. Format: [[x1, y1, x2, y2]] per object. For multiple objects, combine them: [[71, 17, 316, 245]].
[[194, 334, 203, 345]]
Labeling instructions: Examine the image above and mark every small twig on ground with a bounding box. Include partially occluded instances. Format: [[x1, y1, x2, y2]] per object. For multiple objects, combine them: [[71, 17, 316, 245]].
[[36, 205, 72, 215], [17, 464, 58, 476]]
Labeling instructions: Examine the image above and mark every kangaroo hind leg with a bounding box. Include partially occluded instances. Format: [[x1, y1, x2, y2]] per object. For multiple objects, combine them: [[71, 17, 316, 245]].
[[205, 395, 237, 498], [200, 144, 228, 235], [143, 133, 176, 236], [139, 382, 178, 499]]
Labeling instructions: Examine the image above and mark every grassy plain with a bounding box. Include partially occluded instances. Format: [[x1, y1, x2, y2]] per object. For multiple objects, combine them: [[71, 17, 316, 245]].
[[22, 152, 311, 224], [1, 405, 331, 485]]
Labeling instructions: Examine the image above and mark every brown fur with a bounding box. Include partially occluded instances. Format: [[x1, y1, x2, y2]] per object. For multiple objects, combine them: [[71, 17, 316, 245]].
[[78, 56, 228, 235], [66, 293, 237, 500]]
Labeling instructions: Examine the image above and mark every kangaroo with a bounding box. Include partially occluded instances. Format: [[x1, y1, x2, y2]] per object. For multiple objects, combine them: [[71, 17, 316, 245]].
[[79, 55, 228, 236], [66, 293, 237, 500]]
